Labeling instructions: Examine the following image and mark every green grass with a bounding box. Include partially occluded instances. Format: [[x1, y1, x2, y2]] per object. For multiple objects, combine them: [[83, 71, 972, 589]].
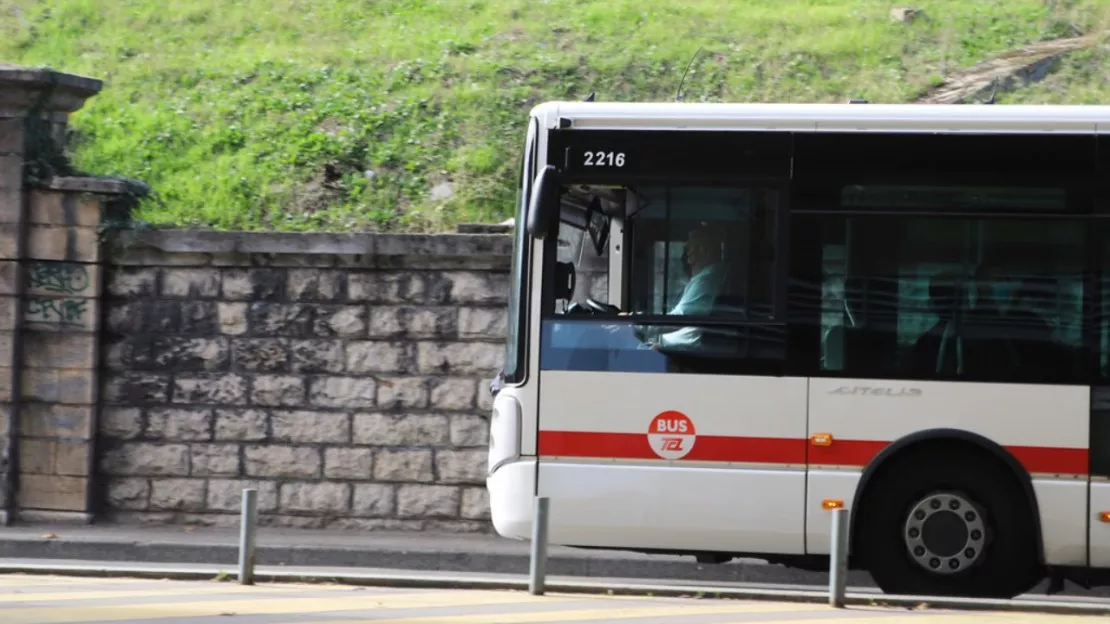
[[4, 0, 1110, 232]]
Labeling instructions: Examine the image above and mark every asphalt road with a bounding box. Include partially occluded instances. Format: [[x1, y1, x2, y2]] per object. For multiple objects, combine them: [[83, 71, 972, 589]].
[[0, 572, 1105, 624]]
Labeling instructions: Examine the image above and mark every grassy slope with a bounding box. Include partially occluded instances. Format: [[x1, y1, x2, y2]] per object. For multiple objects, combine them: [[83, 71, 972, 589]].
[[3, 0, 1110, 232]]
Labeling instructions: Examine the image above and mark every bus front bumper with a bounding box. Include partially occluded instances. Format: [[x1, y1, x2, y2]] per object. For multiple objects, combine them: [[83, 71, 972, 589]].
[[486, 458, 536, 540]]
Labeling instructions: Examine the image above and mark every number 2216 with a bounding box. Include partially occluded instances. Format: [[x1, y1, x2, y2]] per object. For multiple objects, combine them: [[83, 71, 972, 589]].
[[583, 151, 626, 167]]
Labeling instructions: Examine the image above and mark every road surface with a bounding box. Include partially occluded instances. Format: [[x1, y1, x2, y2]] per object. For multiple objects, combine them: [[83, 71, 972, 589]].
[[0, 573, 1101, 623]]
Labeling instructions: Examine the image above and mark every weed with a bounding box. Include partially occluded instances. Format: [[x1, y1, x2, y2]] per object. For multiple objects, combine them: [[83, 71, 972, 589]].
[[4, 0, 1109, 231]]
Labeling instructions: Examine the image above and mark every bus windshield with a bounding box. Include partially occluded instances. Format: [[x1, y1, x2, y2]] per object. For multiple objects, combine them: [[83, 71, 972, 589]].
[[541, 183, 788, 375]]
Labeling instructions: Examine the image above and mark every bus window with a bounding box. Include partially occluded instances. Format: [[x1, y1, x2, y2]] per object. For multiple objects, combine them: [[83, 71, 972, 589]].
[[629, 185, 780, 322], [539, 184, 787, 376], [1094, 231, 1110, 479], [815, 213, 1084, 384], [819, 244, 850, 371], [549, 191, 614, 315]]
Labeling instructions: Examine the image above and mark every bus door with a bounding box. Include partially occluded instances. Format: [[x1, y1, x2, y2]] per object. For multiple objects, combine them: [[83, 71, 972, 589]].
[[1089, 386, 1110, 569], [1091, 228, 1110, 570], [534, 182, 809, 556]]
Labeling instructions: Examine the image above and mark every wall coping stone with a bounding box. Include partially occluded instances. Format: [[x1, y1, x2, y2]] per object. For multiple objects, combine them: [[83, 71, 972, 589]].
[[0, 65, 103, 116], [116, 229, 514, 258], [456, 223, 512, 234], [42, 176, 151, 197]]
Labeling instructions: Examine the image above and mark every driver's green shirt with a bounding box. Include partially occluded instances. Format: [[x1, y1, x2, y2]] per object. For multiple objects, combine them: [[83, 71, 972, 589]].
[[657, 263, 726, 349]]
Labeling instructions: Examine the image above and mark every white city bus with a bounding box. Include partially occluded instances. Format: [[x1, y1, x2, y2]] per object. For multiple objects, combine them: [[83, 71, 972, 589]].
[[485, 101, 1110, 599]]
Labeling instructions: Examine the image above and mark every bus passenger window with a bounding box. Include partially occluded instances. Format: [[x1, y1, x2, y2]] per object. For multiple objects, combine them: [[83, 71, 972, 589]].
[[816, 208, 1084, 384]]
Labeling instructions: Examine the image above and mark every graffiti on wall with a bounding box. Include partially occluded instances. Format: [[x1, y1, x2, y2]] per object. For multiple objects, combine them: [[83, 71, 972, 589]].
[[24, 262, 92, 329], [25, 297, 89, 328], [27, 262, 90, 295]]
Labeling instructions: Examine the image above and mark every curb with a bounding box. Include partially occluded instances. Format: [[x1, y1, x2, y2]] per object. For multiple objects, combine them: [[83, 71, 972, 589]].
[[2, 561, 1110, 617], [0, 538, 875, 587]]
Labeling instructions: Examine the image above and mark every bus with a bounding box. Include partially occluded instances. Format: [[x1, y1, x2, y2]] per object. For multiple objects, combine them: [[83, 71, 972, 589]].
[[484, 101, 1110, 599]]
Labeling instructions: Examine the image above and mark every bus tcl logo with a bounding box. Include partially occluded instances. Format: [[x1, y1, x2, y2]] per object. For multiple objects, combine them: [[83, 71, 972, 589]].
[[648, 411, 696, 460], [660, 438, 685, 451], [655, 419, 690, 433]]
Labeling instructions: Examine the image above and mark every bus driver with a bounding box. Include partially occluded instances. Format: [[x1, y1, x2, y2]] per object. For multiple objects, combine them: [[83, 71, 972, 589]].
[[633, 224, 728, 351]]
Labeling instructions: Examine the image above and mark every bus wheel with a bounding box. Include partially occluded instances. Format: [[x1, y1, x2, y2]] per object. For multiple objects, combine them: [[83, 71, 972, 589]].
[[858, 449, 1041, 599]]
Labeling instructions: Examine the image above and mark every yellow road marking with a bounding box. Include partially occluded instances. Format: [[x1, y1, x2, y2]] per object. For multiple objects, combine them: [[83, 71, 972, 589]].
[[0, 576, 143, 587], [713, 611, 1105, 623], [0, 588, 846, 624], [294, 604, 1041, 624], [2, 576, 1100, 624], [253, 598, 831, 624], [922, 609, 1102, 622], [2, 589, 570, 624], [0, 582, 363, 603]]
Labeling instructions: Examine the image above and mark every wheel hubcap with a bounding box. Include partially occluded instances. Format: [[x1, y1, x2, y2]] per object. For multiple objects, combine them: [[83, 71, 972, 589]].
[[903, 492, 986, 575]]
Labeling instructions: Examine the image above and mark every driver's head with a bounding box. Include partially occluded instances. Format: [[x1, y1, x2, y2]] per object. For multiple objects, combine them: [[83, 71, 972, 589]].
[[684, 223, 725, 272]]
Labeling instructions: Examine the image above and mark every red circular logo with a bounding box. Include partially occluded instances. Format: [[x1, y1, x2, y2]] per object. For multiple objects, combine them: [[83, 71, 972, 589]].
[[648, 411, 696, 460]]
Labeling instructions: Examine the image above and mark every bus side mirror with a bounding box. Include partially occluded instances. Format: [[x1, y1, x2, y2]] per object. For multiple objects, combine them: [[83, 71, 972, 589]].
[[526, 165, 561, 240], [487, 374, 503, 401]]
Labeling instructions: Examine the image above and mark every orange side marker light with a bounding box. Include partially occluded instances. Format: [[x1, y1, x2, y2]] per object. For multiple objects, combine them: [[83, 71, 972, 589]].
[[822, 499, 844, 510], [1099, 511, 1110, 523], [810, 433, 834, 447]]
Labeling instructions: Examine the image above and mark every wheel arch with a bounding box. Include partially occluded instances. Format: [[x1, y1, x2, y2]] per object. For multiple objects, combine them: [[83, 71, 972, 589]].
[[848, 428, 1044, 566]]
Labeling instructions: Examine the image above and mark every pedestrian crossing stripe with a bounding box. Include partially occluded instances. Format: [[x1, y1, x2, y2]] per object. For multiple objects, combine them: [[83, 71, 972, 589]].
[[0, 574, 1101, 624]]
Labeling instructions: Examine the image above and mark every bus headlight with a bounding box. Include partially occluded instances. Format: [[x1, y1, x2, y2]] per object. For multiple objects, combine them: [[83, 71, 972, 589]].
[[488, 393, 522, 475]]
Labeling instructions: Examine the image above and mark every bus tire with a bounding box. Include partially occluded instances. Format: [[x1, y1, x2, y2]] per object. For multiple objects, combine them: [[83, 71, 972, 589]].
[[856, 446, 1041, 599]]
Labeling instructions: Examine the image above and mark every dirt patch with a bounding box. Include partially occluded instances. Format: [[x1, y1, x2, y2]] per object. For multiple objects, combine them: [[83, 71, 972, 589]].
[[285, 162, 348, 217], [916, 34, 1102, 104]]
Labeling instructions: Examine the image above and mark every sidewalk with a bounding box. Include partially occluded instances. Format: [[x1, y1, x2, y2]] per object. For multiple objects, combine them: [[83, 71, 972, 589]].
[[0, 523, 867, 586]]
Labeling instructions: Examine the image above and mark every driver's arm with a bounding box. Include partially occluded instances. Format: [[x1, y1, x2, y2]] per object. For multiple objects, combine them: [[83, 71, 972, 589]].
[[651, 269, 723, 348], [635, 290, 685, 342]]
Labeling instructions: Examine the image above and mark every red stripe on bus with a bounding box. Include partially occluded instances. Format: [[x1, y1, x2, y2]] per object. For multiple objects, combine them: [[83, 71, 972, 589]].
[[538, 431, 648, 460], [1008, 445, 1089, 475], [537, 431, 806, 464], [808, 439, 887, 466], [537, 431, 1089, 475], [810, 439, 1090, 475]]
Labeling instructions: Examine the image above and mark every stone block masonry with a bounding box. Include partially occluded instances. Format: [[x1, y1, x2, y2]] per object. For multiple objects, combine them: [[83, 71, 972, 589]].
[[12, 184, 145, 524], [0, 64, 512, 533], [0, 65, 149, 525], [98, 229, 511, 531]]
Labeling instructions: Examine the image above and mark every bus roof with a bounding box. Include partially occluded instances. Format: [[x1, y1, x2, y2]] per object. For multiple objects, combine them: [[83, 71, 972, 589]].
[[531, 101, 1110, 134]]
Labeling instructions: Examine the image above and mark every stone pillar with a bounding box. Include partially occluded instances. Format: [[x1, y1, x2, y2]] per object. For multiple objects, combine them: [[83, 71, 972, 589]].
[[0, 79, 27, 525], [0, 65, 145, 524]]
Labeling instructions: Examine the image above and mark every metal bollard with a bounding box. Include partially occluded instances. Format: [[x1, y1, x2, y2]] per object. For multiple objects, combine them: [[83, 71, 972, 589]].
[[238, 488, 259, 585], [828, 507, 850, 607], [528, 496, 550, 596]]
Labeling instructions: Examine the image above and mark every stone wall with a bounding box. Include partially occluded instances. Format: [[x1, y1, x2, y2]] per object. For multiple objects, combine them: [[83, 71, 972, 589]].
[[96, 230, 511, 531], [1, 64, 513, 532]]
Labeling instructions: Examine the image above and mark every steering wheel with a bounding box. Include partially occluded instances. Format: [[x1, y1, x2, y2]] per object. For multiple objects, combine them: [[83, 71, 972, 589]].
[[565, 301, 591, 315], [585, 298, 621, 315]]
